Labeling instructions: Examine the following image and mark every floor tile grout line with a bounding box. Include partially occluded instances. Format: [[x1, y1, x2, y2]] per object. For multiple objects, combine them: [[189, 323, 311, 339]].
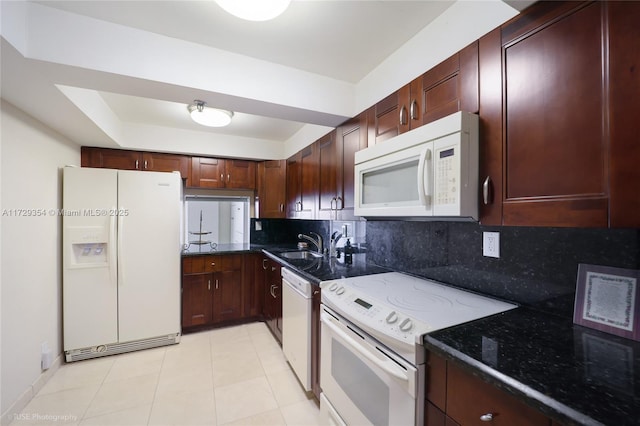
[[144, 348, 167, 426], [77, 357, 117, 423]]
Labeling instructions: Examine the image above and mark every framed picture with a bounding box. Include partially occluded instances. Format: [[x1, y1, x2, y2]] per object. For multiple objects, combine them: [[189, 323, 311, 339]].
[[574, 264, 640, 342]]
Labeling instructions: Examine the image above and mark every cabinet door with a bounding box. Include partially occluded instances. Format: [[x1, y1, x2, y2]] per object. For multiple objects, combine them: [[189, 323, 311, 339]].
[[243, 253, 264, 318], [81, 147, 142, 170], [608, 1, 640, 228], [225, 160, 256, 190], [501, 2, 608, 227], [446, 362, 550, 426], [286, 145, 317, 219], [317, 131, 338, 219], [337, 113, 368, 220], [421, 41, 478, 126], [263, 258, 282, 344], [142, 152, 191, 185], [212, 254, 243, 323], [373, 77, 421, 144], [190, 157, 226, 188], [182, 273, 212, 328], [257, 160, 286, 218]]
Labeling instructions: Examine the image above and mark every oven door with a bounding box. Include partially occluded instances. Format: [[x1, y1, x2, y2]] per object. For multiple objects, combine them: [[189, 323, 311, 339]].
[[320, 305, 417, 426]]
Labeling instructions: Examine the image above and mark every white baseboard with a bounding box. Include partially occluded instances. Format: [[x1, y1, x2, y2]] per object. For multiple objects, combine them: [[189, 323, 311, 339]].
[[1, 354, 63, 426]]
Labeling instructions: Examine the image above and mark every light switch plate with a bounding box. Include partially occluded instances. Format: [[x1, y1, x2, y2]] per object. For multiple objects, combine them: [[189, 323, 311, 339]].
[[483, 231, 500, 258]]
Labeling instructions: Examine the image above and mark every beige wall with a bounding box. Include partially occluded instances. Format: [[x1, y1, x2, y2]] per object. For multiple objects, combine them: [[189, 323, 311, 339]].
[[0, 100, 80, 421]]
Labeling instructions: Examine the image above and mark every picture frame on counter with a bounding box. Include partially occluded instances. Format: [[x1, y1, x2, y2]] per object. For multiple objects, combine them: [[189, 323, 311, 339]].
[[573, 264, 640, 342]]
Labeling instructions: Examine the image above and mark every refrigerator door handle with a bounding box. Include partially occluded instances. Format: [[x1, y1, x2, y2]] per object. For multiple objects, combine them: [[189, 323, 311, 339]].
[[118, 210, 124, 287], [110, 210, 117, 286]]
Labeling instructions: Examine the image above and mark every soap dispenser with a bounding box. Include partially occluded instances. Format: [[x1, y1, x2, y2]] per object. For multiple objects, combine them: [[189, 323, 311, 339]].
[[344, 239, 353, 264]]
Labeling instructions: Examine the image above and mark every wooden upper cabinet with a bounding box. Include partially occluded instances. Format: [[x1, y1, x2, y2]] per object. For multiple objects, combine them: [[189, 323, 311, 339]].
[[286, 144, 318, 219], [500, 2, 608, 227], [141, 152, 191, 185], [337, 113, 368, 219], [190, 157, 226, 188], [81, 148, 191, 183], [190, 157, 256, 190], [81, 147, 142, 171], [372, 75, 423, 144], [257, 160, 287, 218], [608, 1, 640, 228], [422, 41, 479, 125], [225, 160, 256, 190], [317, 131, 338, 219]]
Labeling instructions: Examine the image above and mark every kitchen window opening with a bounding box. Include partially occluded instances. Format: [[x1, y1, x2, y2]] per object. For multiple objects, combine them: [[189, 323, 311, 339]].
[[184, 195, 250, 246]]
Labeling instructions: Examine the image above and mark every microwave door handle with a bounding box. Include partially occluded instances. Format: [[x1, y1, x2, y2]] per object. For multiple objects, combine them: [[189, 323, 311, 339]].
[[417, 148, 432, 207], [321, 312, 409, 382]]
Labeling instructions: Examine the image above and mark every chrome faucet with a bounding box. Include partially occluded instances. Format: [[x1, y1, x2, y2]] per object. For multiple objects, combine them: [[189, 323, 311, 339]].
[[298, 232, 323, 255], [329, 231, 343, 258]]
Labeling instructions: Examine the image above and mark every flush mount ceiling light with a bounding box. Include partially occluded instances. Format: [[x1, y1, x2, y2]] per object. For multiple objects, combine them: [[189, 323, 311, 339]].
[[187, 100, 233, 127], [214, 0, 291, 21]]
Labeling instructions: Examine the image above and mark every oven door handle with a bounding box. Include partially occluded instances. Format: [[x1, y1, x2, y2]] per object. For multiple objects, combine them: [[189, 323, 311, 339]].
[[321, 312, 409, 382]]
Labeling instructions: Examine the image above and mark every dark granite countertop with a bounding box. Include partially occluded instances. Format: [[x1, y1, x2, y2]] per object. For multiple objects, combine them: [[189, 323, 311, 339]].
[[424, 307, 640, 426], [262, 248, 391, 285], [182, 243, 390, 284]]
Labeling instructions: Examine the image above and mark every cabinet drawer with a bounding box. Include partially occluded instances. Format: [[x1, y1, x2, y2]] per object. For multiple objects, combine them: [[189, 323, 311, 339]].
[[446, 362, 550, 426]]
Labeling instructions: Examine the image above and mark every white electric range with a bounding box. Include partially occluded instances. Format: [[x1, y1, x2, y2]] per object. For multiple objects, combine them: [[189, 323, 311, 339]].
[[319, 272, 516, 426]]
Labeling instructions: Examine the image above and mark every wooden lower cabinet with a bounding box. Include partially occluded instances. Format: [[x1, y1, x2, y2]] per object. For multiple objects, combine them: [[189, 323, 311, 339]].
[[426, 351, 551, 426], [262, 257, 283, 344], [182, 254, 259, 331]]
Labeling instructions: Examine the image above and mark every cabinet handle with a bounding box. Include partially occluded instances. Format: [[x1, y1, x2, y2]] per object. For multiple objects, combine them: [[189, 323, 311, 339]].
[[399, 105, 407, 126], [211, 262, 215, 267], [227, 174, 230, 182], [337, 196, 343, 210], [135, 160, 139, 169], [208, 279, 211, 291], [144, 160, 148, 169], [271, 266, 276, 271], [410, 99, 418, 120], [262, 259, 268, 270], [280, 203, 284, 212], [483, 176, 493, 205], [270, 284, 275, 298], [480, 413, 493, 422], [272, 285, 279, 298], [330, 197, 336, 210], [215, 279, 219, 290]]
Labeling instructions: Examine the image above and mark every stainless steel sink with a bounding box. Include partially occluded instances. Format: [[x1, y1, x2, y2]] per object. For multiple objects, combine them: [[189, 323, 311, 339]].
[[280, 250, 323, 260]]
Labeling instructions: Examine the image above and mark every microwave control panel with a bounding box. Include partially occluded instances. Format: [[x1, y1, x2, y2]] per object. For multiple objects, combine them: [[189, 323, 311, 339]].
[[434, 146, 459, 206]]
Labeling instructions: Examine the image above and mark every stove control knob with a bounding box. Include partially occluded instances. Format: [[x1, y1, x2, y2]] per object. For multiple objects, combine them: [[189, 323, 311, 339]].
[[329, 283, 338, 291], [386, 311, 398, 324], [336, 286, 345, 295], [399, 318, 413, 332]]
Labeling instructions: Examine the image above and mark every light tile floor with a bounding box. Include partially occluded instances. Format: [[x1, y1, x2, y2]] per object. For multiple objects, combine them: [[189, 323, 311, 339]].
[[12, 322, 321, 426]]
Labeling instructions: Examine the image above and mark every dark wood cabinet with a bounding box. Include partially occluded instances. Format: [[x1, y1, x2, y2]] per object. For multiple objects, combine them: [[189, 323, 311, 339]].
[[190, 157, 256, 190], [262, 257, 282, 344], [478, 1, 639, 228], [425, 351, 550, 426], [211, 254, 243, 323], [372, 76, 423, 144], [422, 41, 478, 126], [81, 147, 142, 171], [243, 253, 264, 318], [318, 113, 368, 220], [181, 273, 213, 328], [81, 148, 189, 184], [286, 144, 318, 219], [257, 160, 287, 218], [181, 254, 251, 331]]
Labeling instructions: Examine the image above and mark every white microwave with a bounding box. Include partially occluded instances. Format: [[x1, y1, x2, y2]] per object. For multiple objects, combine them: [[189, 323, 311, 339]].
[[354, 111, 479, 220]]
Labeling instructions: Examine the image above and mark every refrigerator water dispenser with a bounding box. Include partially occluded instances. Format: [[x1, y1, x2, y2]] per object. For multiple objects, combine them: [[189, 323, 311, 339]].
[[66, 226, 109, 268]]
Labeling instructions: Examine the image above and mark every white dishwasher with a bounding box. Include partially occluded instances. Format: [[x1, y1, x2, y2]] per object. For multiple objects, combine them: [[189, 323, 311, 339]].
[[281, 267, 313, 391]]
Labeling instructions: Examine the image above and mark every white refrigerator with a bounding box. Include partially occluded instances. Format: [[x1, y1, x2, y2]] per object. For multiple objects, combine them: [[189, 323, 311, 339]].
[[63, 166, 181, 361]]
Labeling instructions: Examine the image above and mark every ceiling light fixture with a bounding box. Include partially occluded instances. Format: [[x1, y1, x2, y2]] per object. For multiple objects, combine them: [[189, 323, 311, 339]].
[[214, 0, 291, 22], [187, 100, 233, 127]]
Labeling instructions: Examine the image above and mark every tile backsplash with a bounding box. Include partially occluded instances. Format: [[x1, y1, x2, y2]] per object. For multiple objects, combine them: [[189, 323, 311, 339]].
[[365, 221, 640, 318], [251, 218, 640, 319]]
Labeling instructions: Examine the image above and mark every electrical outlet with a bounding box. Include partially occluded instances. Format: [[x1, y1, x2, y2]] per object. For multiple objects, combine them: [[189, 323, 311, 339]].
[[483, 231, 500, 258], [255, 221, 262, 231]]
